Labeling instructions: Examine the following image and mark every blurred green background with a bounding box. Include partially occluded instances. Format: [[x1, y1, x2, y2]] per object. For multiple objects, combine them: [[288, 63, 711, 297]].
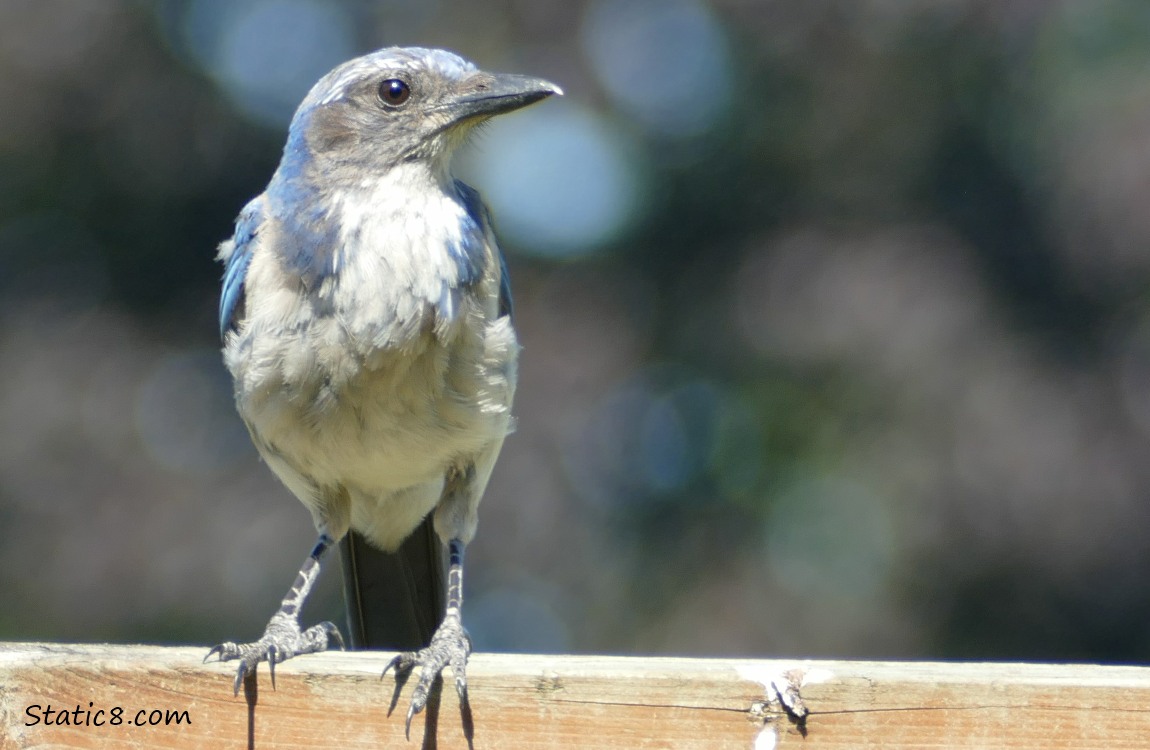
[[2, 0, 1150, 662]]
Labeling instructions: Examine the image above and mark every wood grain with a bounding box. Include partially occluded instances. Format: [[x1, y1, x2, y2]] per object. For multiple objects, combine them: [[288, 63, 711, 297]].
[[1, 643, 1148, 748]]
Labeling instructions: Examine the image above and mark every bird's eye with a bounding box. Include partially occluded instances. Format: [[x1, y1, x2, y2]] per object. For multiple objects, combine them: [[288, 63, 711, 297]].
[[378, 78, 411, 106]]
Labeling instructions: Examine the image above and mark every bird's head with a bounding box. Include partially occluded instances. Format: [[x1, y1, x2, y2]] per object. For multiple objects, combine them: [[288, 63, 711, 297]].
[[282, 47, 561, 179]]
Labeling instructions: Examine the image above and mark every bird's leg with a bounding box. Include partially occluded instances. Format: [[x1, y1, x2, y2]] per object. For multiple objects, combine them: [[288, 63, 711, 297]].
[[384, 537, 472, 738], [206, 534, 345, 694]]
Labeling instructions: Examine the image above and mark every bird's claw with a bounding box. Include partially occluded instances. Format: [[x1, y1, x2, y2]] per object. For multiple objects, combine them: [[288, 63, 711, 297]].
[[206, 614, 344, 695], [383, 615, 472, 739]]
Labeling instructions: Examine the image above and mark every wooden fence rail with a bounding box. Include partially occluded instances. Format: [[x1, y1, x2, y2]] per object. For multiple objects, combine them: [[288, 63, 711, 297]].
[[1, 642, 1148, 748]]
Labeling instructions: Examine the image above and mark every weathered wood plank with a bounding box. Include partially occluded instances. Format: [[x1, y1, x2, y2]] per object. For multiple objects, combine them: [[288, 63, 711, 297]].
[[1, 643, 1148, 748]]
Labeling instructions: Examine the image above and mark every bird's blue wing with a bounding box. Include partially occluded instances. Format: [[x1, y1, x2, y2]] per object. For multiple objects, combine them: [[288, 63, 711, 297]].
[[454, 180, 513, 321], [218, 198, 263, 338], [497, 249, 514, 321]]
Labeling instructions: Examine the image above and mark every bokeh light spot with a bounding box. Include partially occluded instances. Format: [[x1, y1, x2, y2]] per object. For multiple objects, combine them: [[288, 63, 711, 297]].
[[565, 368, 730, 507], [180, 0, 355, 126], [638, 396, 690, 493], [460, 104, 643, 258], [581, 0, 733, 138]]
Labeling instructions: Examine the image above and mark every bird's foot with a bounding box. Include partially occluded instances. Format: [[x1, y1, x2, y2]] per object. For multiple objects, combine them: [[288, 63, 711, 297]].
[[205, 610, 344, 695], [384, 612, 472, 739]]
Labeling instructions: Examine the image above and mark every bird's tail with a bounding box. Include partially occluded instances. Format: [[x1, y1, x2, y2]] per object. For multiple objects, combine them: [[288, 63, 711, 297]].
[[339, 517, 446, 650]]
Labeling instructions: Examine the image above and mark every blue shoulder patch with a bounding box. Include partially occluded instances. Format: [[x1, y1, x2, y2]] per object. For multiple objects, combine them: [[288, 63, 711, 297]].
[[218, 198, 262, 338], [454, 180, 513, 319], [452, 181, 489, 285], [497, 249, 514, 320]]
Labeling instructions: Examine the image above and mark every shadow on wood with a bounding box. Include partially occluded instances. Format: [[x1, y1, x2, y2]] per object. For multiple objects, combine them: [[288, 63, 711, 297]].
[[2, 642, 1150, 748]]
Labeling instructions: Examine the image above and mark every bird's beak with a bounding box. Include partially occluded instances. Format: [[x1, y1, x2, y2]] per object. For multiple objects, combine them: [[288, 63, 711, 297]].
[[445, 73, 563, 124]]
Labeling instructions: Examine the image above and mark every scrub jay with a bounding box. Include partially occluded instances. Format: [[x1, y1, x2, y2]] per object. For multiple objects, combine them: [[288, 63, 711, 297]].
[[205, 46, 559, 733]]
